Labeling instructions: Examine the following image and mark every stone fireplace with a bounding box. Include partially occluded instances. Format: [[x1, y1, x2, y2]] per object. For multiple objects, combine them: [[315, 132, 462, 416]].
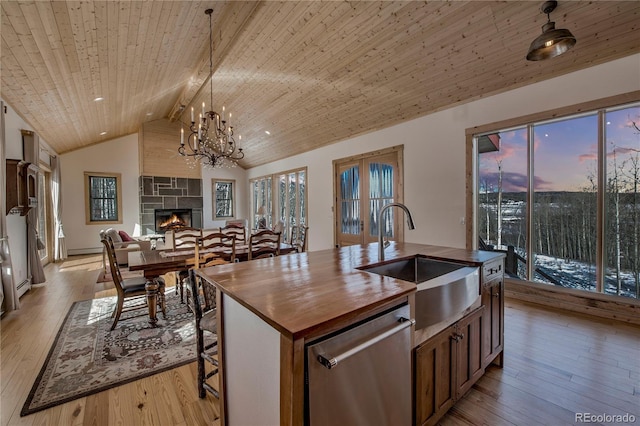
[[139, 176, 203, 235]]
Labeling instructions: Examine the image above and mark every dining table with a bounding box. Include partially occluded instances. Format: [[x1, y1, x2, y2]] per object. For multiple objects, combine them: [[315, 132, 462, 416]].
[[128, 242, 296, 326]]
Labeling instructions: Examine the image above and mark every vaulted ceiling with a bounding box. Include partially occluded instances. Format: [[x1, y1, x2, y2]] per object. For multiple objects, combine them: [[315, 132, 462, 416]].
[[2, 1, 639, 168]]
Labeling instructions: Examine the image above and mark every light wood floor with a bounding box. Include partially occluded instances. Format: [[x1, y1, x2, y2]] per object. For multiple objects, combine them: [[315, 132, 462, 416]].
[[1, 254, 639, 426]]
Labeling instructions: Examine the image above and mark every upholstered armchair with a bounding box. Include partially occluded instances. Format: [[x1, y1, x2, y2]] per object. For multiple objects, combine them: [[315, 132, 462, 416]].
[[101, 228, 151, 268]]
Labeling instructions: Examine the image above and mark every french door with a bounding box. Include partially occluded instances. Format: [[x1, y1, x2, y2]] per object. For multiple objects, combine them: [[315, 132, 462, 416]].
[[37, 169, 51, 265], [334, 147, 403, 247]]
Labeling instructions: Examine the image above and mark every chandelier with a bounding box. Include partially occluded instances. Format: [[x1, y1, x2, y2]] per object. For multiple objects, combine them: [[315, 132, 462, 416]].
[[178, 8, 244, 168]]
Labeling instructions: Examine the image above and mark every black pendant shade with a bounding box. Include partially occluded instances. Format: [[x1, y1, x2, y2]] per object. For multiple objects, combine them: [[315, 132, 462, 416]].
[[526, 1, 576, 61]]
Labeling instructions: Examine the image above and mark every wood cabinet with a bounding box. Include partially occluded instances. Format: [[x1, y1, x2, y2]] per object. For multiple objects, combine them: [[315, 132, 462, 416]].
[[481, 258, 504, 368], [414, 306, 484, 426], [5, 159, 38, 216]]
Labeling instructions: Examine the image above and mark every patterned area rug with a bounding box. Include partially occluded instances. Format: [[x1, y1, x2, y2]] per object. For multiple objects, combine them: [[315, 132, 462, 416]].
[[21, 294, 196, 416]]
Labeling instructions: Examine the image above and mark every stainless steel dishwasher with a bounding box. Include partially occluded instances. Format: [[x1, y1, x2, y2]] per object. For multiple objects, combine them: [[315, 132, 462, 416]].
[[305, 303, 414, 425]]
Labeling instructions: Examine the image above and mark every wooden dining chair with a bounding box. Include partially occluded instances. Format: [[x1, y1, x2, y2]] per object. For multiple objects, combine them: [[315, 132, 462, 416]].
[[188, 268, 219, 400], [172, 227, 203, 303], [172, 227, 202, 250], [248, 229, 281, 260], [101, 236, 166, 330], [199, 232, 237, 264], [220, 223, 246, 244], [290, 225, 309, 253]]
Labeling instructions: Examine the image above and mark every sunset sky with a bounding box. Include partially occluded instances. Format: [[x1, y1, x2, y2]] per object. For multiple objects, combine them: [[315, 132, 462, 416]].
[[479, 105, 640, 193]]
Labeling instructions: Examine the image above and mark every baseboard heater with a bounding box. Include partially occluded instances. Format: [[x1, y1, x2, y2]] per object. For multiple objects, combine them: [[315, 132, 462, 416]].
[[17, 278, 31, 298], [17, 278, 30, 290]]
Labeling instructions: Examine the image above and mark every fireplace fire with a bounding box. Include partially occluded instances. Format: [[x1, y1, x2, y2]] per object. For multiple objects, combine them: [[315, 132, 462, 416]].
[[161, 214, 186, 229], [154, 209, 192, 232]]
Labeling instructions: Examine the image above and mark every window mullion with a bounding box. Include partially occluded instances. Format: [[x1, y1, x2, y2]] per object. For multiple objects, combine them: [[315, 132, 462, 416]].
[[526, 124, 534, 281], [596, 110, 606, 293]]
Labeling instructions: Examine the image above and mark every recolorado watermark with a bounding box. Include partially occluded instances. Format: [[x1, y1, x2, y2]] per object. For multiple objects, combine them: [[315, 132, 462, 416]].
[[575, 412, 636, 423]]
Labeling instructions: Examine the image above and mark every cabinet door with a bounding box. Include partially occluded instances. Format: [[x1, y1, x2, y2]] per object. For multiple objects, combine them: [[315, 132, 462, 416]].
[[414, 325, 455, 426], [481, 279, 504, 368], [454, 306, 485, 399]]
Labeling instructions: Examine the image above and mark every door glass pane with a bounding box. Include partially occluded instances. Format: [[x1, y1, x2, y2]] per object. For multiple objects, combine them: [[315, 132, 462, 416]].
[[532, 114, 598, 290], [288, 172, 296, 229], [299, 171, 306, 226], [604, 105, 640, 299], [340, 166, 360, 235], [38, 172, 47, 261], [478, 129, 528, 279], [253, 177, 272, 229], [369, 162, 394, 238], [278, 174, 286, 230]]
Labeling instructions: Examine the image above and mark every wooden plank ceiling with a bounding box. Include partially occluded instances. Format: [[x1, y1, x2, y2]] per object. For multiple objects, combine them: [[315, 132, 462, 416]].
[[2, 1, 639, 168]]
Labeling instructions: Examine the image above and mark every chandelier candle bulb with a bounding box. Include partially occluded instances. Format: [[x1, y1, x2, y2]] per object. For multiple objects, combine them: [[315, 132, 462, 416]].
[[180, 127, 184, 145], [191, 107, 194, 123], [202, 102, 205, 116]]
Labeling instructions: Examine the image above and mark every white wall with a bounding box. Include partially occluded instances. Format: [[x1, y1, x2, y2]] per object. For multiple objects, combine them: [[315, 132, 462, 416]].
[[247, 54, 640, 252], [61, 134, 142, 254], [201, 165, 249, 230]]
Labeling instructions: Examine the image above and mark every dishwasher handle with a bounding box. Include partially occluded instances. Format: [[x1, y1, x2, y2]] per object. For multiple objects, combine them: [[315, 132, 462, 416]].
[[317, 317, 415, 370]]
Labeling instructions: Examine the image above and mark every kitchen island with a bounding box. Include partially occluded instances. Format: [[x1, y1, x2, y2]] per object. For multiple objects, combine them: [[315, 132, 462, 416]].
[[195, 242, 504, 425]]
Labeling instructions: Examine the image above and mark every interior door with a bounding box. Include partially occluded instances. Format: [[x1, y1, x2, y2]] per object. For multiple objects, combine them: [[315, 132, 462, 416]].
[[336, 161, 362, 246], [335, 149, 402, 247]]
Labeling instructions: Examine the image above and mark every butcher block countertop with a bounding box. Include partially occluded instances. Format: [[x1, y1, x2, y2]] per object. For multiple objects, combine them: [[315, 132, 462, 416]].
[[195, 242, 504, 341]]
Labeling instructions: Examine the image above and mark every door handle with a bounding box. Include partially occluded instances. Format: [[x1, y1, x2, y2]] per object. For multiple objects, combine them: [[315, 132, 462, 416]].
[[317, 317, 415, 370]]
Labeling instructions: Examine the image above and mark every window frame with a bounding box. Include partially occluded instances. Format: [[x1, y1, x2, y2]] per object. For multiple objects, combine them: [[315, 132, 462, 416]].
[[466, 91, 640, 301], [84, 171, 123, 225], [212, 178, 236, 220], [250, 167, 307, 240]]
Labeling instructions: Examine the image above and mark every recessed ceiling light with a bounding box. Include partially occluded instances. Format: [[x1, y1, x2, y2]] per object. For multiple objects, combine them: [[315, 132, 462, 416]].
[[100, 131, 107, 136], [146, 112, 153, 116], [265, 130, 271, 135], [93, 97, 104, 102]]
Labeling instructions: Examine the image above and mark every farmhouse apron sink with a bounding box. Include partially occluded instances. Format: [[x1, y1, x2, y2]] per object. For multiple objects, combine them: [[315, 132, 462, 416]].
[[358, 255, 480, 329]]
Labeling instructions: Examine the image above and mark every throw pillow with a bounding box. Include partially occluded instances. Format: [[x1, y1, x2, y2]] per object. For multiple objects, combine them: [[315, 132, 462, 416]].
[[106, 228, 122, 243], [119, 230, 134, 242]]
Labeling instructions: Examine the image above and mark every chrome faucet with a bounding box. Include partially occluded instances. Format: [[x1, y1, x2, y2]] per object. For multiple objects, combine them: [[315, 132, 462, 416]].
[[378, 202, 415, 261]]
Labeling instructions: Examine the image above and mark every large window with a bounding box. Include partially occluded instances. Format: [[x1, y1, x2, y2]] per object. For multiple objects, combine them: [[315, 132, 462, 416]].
[[476, 101, 639, 299], [84, 172, 122, 224], [251, 168, 306, 242]]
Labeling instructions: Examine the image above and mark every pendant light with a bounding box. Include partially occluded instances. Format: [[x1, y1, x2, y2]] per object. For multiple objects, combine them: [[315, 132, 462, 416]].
[[526, 1, 576, 61]]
